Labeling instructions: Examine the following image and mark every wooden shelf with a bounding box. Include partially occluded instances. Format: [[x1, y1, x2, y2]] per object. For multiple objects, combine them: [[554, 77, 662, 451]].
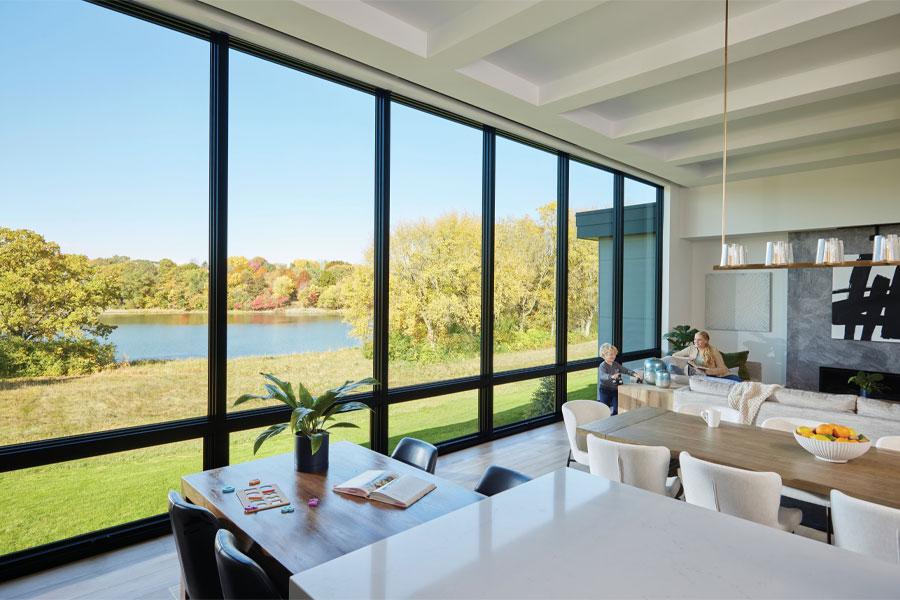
[[713, 260, 900, 271]]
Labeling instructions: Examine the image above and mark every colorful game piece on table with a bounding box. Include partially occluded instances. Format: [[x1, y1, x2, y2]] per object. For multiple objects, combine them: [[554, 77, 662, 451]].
[[236, 483, 290, 513], [281, 506, 295, 513], [222, 486, 235, 494], [308, 497, 320, 507], [248, 478, 261, 486]]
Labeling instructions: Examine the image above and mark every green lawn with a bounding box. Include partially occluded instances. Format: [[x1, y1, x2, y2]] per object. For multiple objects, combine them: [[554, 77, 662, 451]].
[[0, 347, 597, 555]]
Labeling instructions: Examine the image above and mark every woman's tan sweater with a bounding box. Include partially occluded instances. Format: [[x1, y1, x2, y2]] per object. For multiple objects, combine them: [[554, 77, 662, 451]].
[[672, 344, 730, 377]]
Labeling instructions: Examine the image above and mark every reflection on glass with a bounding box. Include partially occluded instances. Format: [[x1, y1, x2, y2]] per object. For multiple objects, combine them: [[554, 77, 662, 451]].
[[388, 391, 478, 452], [389, 104, 482, 387], [494, 377, 555, 429], [230, 409, 371, 464], [227, 49, 375, 411], [568, 161, 614, 360], [622, 178, 658, 352], [493, 137, 557, 373], [0, 439, 202, 554], [0, 0, 209, 445]]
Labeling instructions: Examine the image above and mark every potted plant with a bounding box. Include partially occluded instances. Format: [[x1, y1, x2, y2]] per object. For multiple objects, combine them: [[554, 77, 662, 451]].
[[848, 371, 888, 399], [663, 325, 698, 355], [236, 374, 376, 473]]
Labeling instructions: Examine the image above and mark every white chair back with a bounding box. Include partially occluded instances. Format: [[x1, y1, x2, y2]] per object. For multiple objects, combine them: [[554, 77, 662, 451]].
[[679, 451, 783, 528], [587, 435, 671, 496], [675, 403, 742, 424], [875, 436, 900, 452], [561, 401, 611, 465], [831, 490, 900, 564], [760, 417, 811, 433]]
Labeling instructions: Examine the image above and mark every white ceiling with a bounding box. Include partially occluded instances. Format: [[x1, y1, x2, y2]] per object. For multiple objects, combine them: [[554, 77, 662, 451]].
[[163, 0, 900, 187]]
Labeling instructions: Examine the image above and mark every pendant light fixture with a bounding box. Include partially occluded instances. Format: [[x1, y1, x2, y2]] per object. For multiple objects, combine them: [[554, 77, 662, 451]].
[[712, 0, 896, 271]]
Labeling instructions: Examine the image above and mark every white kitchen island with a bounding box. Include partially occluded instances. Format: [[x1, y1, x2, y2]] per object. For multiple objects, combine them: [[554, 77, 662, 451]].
[[290, 468, 900, 599]]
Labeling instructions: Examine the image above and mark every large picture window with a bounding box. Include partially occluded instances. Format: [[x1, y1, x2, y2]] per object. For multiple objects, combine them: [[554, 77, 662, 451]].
[[0, 0, 662, 573], [226, 50, 375, 428], [388, 103, 482, 388]]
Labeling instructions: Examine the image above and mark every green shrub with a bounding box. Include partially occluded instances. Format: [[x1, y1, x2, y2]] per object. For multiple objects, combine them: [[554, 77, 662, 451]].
[[528, 376, 556, 418], [0, 336, 115, 378]]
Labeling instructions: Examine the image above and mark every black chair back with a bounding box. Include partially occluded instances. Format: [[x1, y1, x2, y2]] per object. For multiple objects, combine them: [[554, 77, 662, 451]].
[[214, 529, 281, 600], [391, 437, 439, 474], [474, 465, 532, 497], [168, 490, 223, 600]]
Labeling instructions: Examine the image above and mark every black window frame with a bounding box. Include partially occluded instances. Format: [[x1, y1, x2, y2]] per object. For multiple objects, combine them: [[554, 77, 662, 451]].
[[0, 0, 663, 580]]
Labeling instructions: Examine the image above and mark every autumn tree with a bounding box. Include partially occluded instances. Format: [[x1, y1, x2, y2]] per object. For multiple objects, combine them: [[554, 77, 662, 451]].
[[0, 228, 118, 341]]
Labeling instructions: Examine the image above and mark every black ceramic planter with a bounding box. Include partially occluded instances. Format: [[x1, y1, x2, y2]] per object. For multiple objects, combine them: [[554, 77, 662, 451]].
[[295, 432, 329, 473]]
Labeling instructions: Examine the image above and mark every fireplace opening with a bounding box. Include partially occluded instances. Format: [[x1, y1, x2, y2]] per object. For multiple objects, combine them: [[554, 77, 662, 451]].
[[819, 366, 900, 401]]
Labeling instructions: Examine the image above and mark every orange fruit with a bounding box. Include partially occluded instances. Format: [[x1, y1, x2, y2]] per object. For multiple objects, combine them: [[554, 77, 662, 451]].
[[832, 425, 851, 439], [815, 424, 835, 436], [835, 438, 852, 443]]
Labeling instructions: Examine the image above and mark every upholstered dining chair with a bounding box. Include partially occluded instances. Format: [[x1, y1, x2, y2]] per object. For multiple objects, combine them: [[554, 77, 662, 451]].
[[679, 452, 802, 532], [675, 403, 742, 424], [214, 529, 282, 599], [561, 400, 611, 468], [391, 437, 439, 474], [760, 417, 833, 542], [168, 490, 224, 600], [474, 465, 532, 497], [875, 436, 900, 452], [587, 435, 680, 498], [830, 490, 900, 565]]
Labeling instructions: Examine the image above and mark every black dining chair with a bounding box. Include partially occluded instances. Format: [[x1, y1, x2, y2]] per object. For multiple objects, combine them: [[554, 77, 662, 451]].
[[391, 437, 439, 474], [214, 529, 282, 600], [168, 490, 224, 600], [474, 465, 532, 497]]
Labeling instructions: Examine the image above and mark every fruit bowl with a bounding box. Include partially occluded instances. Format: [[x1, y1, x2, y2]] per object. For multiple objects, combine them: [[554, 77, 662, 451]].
[[793, 427, 871, 463]]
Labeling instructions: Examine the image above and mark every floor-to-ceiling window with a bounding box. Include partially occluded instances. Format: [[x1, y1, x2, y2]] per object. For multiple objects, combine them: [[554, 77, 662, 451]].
[[0, 0, 209, 555], [0, 0, 662, 574], [567, 160, 615, 363], [622, 177, 659, 353], [226, 49, 374, 456]]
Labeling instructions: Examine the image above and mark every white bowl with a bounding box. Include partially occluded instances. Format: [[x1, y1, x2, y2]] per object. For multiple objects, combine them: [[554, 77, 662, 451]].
[[793, 431, 871, 463]]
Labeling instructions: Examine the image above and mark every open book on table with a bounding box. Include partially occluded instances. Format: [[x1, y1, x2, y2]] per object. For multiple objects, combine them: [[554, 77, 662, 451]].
[[333, 470, 436, 508]]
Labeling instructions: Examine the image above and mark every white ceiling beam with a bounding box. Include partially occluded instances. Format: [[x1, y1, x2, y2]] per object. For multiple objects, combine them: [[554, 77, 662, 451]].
[[538, 0, 900, 112], [696, 130, 900, 182], [292, 0, 428, 57], [666, 97, 900, 166], [427, 0, 606, 67], [611, 47, 900, 143]]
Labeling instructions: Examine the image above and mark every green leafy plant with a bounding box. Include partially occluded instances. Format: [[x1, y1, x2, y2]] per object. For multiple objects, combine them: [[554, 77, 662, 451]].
[[235, 374, 377, 455], [663, 325, 698, 355], [848, 371, 888, 395]]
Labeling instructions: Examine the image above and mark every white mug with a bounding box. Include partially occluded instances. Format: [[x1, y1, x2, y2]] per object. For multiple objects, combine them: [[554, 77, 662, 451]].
[[700, 408, 721, 428]]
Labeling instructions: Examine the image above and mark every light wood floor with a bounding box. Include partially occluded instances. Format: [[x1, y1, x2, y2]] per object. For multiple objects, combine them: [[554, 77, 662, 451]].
[[0, 421, 824, 599]]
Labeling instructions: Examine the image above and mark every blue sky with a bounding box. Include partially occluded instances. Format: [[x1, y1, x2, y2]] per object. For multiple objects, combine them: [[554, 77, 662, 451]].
[[1, 0, 652, 265]]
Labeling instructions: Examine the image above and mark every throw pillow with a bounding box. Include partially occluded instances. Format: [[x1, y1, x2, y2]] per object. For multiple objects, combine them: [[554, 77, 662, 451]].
[[688, 376, 736, 396], [668, 363, 684, 375], [720, 350, 750, 381], [857, 397, 900, 422], [770, 388, 856, 413]]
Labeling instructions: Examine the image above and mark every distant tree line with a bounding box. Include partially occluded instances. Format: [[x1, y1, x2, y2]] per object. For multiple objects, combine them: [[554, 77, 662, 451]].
[[0, 205, 598, 377]]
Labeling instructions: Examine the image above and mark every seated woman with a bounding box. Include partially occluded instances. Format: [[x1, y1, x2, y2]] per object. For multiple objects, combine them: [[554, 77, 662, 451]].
[[672, 331, 740, 382], [597, 343, 641, 415]]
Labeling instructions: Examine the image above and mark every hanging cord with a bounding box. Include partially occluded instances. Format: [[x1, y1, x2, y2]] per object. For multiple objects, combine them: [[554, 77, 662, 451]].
[[721, 0, 729, 250]]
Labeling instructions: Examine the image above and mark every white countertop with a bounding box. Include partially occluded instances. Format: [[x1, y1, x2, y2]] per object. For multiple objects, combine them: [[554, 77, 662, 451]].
[[290, 468, 900, 599]]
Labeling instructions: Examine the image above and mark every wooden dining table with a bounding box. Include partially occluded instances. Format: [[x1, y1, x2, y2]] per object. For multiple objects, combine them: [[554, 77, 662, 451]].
[[578, 407, 900, 510], [181, 441, 483, 592]]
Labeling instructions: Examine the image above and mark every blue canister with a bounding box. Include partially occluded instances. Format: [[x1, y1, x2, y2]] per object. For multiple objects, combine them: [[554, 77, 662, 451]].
[[655, 371, 671, 389], [644, 369, 656, 385]]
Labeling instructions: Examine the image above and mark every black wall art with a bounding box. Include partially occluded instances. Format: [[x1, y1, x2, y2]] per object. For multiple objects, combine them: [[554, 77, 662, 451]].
[[832, 255, 900, 343]]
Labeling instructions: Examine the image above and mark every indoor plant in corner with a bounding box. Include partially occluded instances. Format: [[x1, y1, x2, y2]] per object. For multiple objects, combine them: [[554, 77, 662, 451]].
[[663, 325, 698, 355], [848, 371, 888, 399], [235, 374, 376, 473]]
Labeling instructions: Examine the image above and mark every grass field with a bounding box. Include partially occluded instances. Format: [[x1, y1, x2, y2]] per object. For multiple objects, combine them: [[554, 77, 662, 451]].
[[0, 344, 598, 554]]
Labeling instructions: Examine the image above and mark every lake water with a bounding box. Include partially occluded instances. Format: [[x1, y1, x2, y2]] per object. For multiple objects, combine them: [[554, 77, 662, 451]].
[[100, 312, 361, 361]]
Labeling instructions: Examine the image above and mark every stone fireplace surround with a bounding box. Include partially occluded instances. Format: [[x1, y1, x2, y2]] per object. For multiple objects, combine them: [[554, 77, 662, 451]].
[[786, 224, 900, 393]]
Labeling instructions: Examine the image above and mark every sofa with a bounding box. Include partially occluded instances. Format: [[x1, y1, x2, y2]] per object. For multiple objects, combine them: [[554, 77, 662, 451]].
[[673, 377, 900, 442]]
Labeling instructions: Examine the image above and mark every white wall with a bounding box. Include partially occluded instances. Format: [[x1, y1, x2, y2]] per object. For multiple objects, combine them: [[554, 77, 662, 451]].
[[680, 157, 900, 239], [666, 157, 900, 384]]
